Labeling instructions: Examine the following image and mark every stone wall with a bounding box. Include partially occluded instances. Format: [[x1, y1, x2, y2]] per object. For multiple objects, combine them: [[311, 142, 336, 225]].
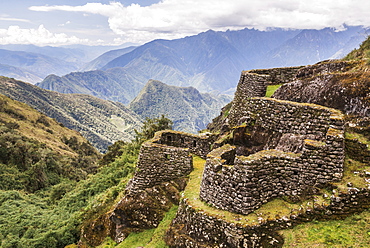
[[229, 96, 344, 130], [235, 73, 269, 99], [200, 97, 345, 215], [126, 130, 216, 193], [126, 144, 192, 194], [246, 66, 303, 85], [167, 187, 370, 248], [155, 130, 216, 158]]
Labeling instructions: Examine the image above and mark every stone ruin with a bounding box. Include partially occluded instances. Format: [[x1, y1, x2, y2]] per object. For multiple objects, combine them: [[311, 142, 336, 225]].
[[200, 97, 344, 215], [103, 63, 370, 247], [126, 130, 216, 194]]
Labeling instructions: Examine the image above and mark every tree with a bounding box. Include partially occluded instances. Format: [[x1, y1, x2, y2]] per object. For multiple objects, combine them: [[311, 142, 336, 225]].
[[135, 114, 173, 143]]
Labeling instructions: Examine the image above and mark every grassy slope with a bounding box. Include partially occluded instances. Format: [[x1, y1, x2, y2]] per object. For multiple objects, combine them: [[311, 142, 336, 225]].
[[266, 84, 282, 97], [281, 210, 370, 247], [0, 93, 87, 156], [0, 93, 138, 247], [0, 76, 143, 152]]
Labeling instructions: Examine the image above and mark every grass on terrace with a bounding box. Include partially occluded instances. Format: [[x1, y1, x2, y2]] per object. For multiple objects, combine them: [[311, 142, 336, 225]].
[[266, 84, 282, 97], [184, 156, 322, 226], [185, 155, 369, 228]]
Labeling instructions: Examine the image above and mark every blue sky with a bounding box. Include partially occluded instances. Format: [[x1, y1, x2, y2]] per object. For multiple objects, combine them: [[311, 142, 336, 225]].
[[1, 0, 370, 47]]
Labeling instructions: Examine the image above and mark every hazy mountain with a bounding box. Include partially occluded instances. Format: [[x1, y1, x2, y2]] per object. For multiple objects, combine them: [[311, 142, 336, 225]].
[[101, 29, 301, 93], [0, 44, 87, 64], [258, 26, 369, 68], [39, 68, 144, 104], [0, 63, 42, 83], [0, 76, 142, 152], [0, 44, 136, 65], [129, 80, 232, 133], [80, 46, 137, 71], [38, 26, 368, 99], [0, 49, 79, 83]]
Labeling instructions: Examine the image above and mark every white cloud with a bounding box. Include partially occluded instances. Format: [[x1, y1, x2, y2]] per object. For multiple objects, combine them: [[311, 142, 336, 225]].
[[0, 25, 90, 46], [29, 0, 370, 44], [0, 17, 31, 23], [58, 21, 71, 27]]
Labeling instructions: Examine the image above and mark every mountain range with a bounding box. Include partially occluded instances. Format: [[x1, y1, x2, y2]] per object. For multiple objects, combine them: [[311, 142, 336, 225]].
[[0, 44, 133, 84], [37, 26, 369, 99]]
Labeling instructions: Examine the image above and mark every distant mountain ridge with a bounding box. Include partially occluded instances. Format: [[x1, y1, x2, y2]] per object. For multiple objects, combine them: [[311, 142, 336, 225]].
[[129, 80, 232, 133], [40, 69, 144, 105], [80, 46, 137, 71], [0, 44, 136, 84], [0, 49, 79, 83], [0, 77, 142, 152], [38, 26, 369, 102]]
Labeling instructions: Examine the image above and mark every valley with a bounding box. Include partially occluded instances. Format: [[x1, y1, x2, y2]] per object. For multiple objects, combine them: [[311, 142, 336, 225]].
[[0, 25, 370, 248]]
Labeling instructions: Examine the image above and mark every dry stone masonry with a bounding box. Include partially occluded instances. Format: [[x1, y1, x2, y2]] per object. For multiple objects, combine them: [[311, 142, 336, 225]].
[[126, 130, 216, 194], [246, 66, 303, 85], [200, 97, 345, 215], [167, 186, 370, 248]]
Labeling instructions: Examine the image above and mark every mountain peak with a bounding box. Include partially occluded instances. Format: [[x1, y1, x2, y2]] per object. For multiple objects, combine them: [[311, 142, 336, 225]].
[[129, 80, 231, 133]]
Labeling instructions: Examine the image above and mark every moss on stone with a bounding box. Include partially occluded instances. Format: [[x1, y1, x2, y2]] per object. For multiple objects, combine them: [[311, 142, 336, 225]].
[[238, 149, 300, 163], [304, 139, 326, 148]]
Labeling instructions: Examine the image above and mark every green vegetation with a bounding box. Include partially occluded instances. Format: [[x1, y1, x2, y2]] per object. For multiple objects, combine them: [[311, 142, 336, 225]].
[[344, 35, 370, 63], [114, 205, 178, 248], [0, 151, 135, 247], [281, 210, 370, 247], [0, 111, 173, 247], [134, 114, 173, 143], [266, 84, 282, 97], [0, 94, 100, 192]]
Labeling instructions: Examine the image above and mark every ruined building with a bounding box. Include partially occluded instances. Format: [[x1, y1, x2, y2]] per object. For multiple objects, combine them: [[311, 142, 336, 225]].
[[81, 61, 370, 247]]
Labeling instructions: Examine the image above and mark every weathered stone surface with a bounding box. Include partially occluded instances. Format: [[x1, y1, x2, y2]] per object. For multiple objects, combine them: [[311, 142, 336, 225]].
[[273, 60, 370, 117], [295, 60, 358, 79], [167, 187, 370, 248], [246, 65, 303, 85], [110, 179, 187, 243], [201, 97, 345, 215]]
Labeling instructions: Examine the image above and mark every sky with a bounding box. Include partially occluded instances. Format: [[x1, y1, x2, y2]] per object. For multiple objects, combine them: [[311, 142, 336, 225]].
[[1, 0, 370, 47]]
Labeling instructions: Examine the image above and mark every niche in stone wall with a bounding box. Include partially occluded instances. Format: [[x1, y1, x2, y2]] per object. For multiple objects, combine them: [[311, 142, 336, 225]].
[[232, 116, 322, 157], [233, 121, 277, 156]]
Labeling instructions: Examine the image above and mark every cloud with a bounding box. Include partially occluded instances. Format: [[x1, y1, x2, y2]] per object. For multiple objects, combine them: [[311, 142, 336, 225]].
[[58, 21, 71, 27], [30, 0, 370, 44], [0, 17, 31, 23], [0, 25, 90, 46]]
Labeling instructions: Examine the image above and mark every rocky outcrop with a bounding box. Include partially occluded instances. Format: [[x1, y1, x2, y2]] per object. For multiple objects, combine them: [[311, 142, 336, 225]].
[[272, 60, 370, 117]]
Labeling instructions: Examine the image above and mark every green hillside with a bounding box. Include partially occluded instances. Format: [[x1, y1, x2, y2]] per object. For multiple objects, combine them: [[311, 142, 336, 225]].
[[0, 113, 169, 247], [0, 93, 100, 192], [0, 77, 143, 152]]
